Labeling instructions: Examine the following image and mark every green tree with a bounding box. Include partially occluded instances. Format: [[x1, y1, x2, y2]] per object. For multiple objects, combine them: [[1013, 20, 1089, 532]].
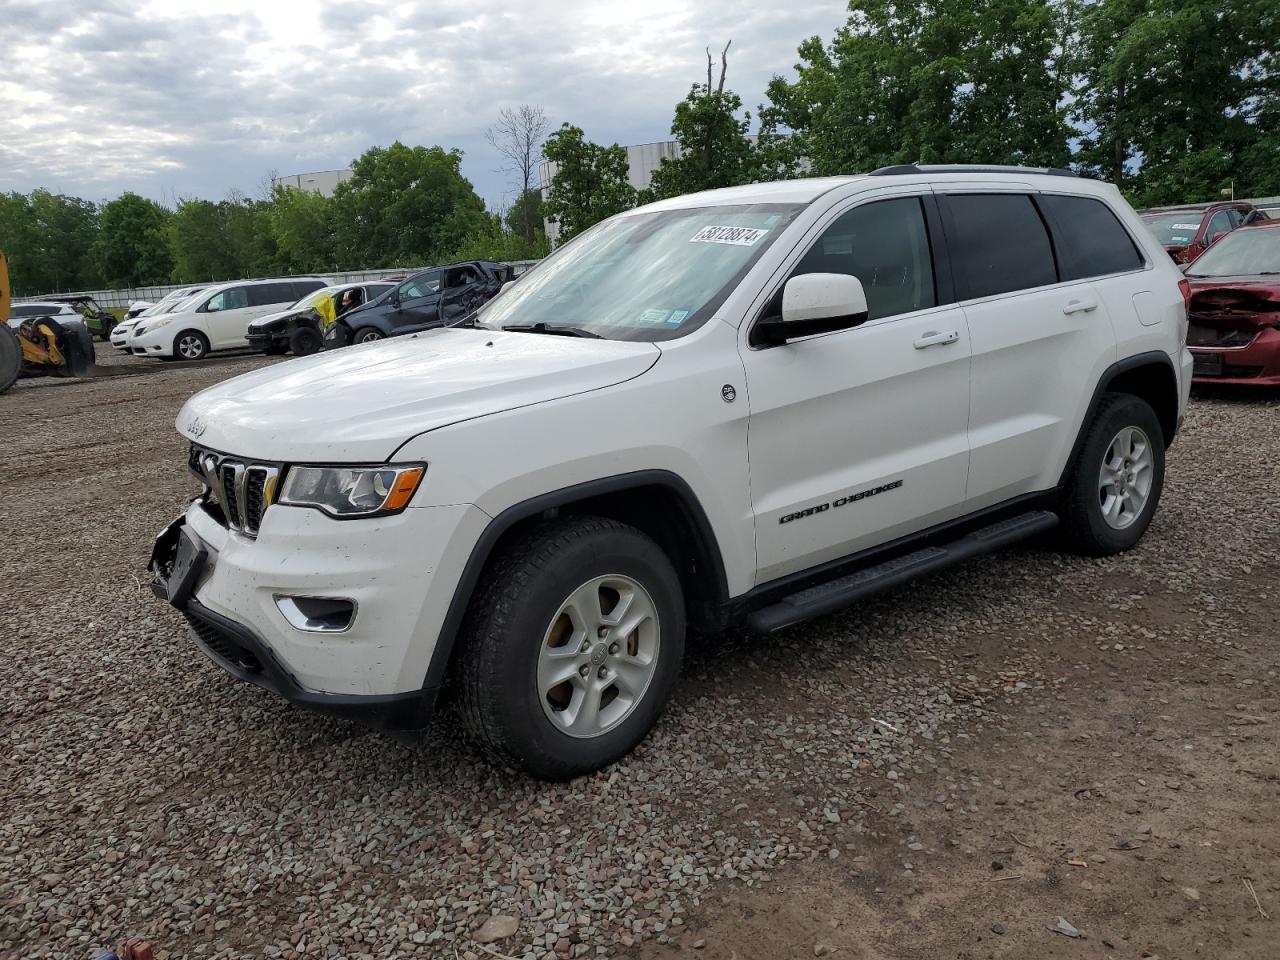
[[93, 192, 172, 287], [645, 42, 759, 201], [542, 124, 636, 244], [504, 188, 546, 245], [1075, 0, 1279, 204], [331, 142, 489, 268], [265, 186, 336, 274], [0, 192, 40, 295], [758, 0, 1072, 176]]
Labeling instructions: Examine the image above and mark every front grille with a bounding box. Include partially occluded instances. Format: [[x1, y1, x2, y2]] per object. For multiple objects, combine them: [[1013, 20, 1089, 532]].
[[190, 444, 281, 537], [1187, 322, 1259, 348], [188, 614, 265, 674]]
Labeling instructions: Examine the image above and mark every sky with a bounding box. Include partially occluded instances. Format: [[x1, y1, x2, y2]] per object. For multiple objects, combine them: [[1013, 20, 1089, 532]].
[[0, 0, 848, 212]]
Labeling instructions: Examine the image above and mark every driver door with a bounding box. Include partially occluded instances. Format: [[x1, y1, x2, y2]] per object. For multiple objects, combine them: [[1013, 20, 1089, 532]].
[[740, 193, 973, 584], [389, 270, 443, 333]]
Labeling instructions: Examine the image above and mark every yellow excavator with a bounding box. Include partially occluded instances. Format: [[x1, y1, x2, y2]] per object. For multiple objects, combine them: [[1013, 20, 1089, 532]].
[[0, 250, 98, 394]]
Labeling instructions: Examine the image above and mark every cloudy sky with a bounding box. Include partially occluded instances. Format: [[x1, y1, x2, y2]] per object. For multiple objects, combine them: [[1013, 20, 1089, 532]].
[[0, 0, 848, 211]]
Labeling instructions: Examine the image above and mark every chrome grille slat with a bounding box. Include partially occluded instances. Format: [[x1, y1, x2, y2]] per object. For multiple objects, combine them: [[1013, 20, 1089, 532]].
[[190, 445, 280, 538]]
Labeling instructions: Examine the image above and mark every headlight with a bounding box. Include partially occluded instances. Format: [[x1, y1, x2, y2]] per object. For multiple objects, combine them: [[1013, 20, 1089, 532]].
[[278, 464, 426, 518]]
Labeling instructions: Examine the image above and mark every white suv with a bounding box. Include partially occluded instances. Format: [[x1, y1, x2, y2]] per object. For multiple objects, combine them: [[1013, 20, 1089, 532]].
[[128, 277, 328, 360], [152, 166, 1192, 779]]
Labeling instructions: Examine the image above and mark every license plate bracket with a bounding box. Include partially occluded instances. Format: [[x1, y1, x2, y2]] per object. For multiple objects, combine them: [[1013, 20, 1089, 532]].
[[166, 528, 208, 609]]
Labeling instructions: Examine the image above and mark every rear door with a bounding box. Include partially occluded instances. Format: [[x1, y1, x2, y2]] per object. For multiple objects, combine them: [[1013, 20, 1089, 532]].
[[938, 190, 1119, 509], [741, 191, 974, 583], [388, 271, 444, 333]]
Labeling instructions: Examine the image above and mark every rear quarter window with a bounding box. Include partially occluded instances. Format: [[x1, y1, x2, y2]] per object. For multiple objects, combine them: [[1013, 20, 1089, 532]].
[[1038, 194, 1144, 280], [945, 193, 1058, 299], [290, 280, 325, 299]]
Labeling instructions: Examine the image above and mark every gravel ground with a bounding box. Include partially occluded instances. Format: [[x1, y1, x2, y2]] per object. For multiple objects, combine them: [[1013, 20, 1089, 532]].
[[1, 349, 1276, 959]]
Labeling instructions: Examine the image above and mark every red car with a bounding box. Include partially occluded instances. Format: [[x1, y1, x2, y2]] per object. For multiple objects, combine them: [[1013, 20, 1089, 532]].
[[1141, 202, 1264, 263], [1184, 219, 1280, 386]]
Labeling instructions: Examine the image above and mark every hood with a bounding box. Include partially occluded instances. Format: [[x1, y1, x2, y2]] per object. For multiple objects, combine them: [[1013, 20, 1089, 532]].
[[247, 306, 297, 329], [1186, 276, 1280, 334], [176, 327, 661, 462]]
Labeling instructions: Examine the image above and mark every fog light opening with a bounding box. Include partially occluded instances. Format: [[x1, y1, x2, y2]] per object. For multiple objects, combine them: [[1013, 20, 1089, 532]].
[[275, 595, 357, 633]]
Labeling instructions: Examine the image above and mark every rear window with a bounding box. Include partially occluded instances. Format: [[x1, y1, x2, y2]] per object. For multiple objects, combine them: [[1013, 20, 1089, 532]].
[[248, 282, 297, 307], [947, 194, 1058, 299], [10, 304, 59, 317], [1039, 194, 1144, 280], [290, 279, 326, 299]]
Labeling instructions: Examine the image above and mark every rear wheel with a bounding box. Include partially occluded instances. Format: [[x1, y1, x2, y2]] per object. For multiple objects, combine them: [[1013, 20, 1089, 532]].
[[351, 326, 384, 345], [457, 516, 685, 780], [1060, 393, 1165, 555], [173, 330, 209, 362]]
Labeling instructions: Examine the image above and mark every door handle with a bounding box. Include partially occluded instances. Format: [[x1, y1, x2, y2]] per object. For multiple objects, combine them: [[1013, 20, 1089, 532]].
[[913, 330, 960, 349], [1062, 297, 1099, 315]]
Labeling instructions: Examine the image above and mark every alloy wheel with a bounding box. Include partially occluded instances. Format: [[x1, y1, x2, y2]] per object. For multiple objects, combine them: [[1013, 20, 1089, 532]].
[[177, 335, 205, 360], [536, 574, 661, 739], [1098, 425, 1154, 530]]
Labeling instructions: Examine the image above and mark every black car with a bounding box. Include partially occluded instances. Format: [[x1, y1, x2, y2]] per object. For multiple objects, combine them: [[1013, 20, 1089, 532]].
[[246, 281, 396, 356], [327, 261, 514, 347]]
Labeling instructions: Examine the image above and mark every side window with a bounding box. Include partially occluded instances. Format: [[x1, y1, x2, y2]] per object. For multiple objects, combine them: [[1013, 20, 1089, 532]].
[[399, 271, 442, 300], [1206, 210, 1232, 240], [248, 282, 293, 307], [1226, 209, 1244, 228], [946, 193, 1057, 299], [789, 196, 936, 320], [205, 287, 248, 312], [1038, 194, 1143, 280], [291, 280, 325, 300]]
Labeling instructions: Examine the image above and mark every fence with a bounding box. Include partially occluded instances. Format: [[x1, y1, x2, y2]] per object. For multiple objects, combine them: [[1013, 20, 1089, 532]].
[[14, 261, 541, 309]]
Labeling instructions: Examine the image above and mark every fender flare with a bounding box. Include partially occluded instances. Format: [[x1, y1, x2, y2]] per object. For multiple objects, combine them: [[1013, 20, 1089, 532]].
[[420, 469, 729, 692], [1056, 350, 1179, 490]]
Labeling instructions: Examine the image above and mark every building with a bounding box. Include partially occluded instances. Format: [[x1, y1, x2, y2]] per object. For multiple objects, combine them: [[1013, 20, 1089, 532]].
[[272, 169, 353, 198]]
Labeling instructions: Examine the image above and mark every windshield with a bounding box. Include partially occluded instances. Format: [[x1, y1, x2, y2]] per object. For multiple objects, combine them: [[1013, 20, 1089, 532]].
[[289, 287, 337, 311], [1186, 228, 1280, 277], [1142, 213, 1202, 246], [477, 203, 803, 341]]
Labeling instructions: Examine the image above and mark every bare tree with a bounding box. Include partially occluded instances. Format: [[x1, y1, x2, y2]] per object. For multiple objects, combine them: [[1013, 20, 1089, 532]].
[[486, 104, 550, 243]]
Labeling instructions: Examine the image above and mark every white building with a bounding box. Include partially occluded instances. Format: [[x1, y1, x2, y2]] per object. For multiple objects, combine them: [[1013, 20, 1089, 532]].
[[272, 169, 353, 197]]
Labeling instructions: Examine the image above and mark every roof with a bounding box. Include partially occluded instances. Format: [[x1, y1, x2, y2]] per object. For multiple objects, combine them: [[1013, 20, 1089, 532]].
[[637, 177, 866, 212], [1140, 201, 1250, 215]]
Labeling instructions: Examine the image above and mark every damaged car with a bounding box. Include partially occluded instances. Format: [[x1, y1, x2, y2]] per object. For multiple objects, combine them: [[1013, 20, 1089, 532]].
[[1184, 219, 1280, 385], [246, 281, 395, 356], [327, 260, 513, 346]]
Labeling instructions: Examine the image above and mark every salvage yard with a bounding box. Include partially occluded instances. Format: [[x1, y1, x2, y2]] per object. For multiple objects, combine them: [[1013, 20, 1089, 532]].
[[1, 350, 1277, 960]]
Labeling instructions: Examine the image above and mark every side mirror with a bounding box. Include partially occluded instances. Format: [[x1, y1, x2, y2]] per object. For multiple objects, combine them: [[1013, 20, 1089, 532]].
[[751, 273, 869, 347]]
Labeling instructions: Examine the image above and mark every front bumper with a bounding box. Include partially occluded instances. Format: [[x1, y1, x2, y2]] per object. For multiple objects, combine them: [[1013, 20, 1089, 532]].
[[246, 329, 286, 352], [128, 325, 173, 357], [149, 496, 489, 727], [1190, 328, 1280, 385]]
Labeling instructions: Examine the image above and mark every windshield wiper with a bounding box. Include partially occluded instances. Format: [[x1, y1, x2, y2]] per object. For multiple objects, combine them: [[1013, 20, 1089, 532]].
[[502, 322, 602, 339]]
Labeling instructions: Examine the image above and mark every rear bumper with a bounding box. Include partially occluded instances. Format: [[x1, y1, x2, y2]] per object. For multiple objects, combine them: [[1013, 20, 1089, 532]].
[[1190, 328, 1280, 385]]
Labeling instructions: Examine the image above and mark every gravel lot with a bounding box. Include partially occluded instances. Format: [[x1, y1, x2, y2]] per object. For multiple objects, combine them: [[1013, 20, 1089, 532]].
[[2, 349, 1276, 959]]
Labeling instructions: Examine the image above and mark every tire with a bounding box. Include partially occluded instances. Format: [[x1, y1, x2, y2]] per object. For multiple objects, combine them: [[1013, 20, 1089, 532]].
[[288, 325, 322, 356], [457, 515, 686, 780], [351, 326, 384, 345], [0, 325, 20, 393], [173, 330, 209, 362], [1059, 393, 1166, 556]]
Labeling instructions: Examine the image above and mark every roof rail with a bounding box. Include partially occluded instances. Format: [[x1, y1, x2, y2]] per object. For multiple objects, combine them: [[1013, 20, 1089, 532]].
[[868, 163, 1078, 178]]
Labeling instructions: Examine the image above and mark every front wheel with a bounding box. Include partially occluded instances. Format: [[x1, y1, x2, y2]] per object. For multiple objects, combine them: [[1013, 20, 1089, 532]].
[[288, 325, 322, 356], [351, 326, 384, 345], [457, 516, 685, 780], [173, 330, 209, 362], [1059, 393, 1166, 556]]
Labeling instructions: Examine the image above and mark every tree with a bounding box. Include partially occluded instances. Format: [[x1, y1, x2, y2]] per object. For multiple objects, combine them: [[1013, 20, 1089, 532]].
[[542, 125, 636, 244], [266, 186, 336, 274], [1074, 0, 1279, 204], [758, 0, 1072, 176], [331, 142, 489, 267], [645, 42, 759, 201], [486, 104, 550, 243], [93, 192, 172, 287]]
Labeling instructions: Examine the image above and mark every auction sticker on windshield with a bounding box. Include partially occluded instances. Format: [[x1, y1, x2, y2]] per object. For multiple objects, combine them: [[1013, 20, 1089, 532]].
[[690, 225, 769, 246]]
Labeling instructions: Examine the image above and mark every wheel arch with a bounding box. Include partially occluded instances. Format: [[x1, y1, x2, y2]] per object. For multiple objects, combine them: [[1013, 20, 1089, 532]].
[[422, 470, 730, 693], [1058, 350, 1180, 488]]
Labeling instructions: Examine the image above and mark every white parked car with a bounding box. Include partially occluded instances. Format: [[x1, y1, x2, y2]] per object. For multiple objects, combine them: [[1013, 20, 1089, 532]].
[[152, 166, 1192, 779], [128, 278, 328, 360], [111, 286, 208, 351]]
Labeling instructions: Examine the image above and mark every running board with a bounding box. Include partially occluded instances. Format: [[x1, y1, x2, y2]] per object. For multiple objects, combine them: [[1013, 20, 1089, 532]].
[[746, 510, 1059, 633]]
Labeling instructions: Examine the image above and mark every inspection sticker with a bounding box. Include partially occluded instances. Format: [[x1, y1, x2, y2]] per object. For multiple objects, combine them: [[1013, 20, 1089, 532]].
[[1172, 223, 1200, 230], [690, 225, 769, 246]]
